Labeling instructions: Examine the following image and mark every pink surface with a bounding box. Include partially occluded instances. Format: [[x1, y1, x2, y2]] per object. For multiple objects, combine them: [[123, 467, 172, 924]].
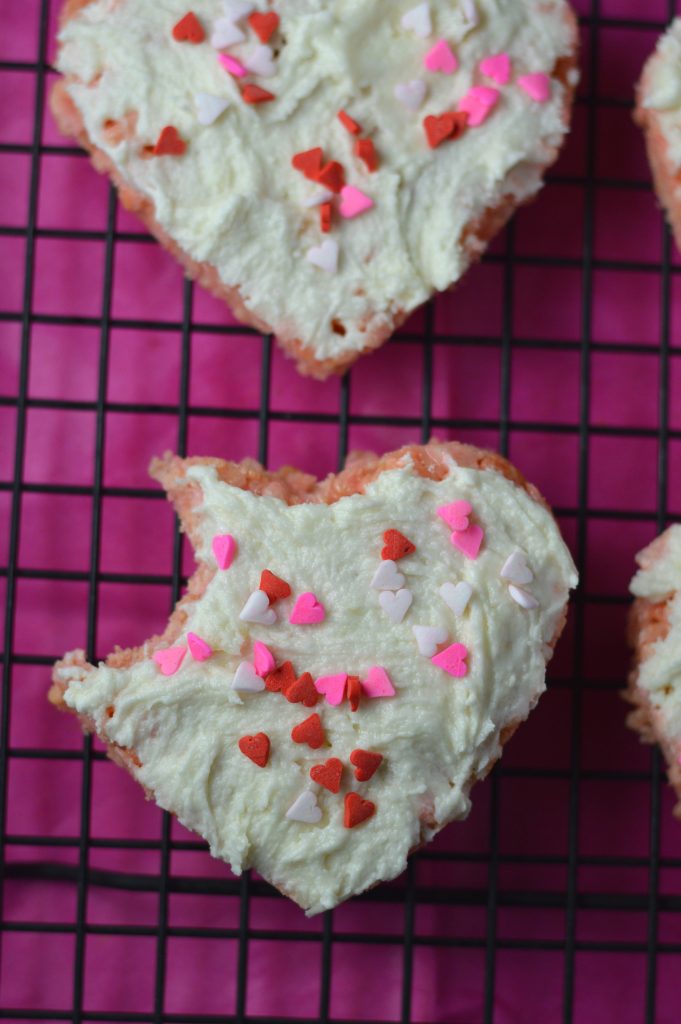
[[1, 1, 681, 1021]]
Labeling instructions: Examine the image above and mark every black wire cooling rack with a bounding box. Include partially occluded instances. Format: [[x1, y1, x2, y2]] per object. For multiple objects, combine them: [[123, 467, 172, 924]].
[[2, 1, 681, 1022]]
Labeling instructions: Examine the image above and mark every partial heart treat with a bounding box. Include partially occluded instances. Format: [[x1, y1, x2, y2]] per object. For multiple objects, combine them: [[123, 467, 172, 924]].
[[627, 526, 681, 819], [635, 20, 681, 252], [51, 0, 578, 378], [49, 441, 577, 913]]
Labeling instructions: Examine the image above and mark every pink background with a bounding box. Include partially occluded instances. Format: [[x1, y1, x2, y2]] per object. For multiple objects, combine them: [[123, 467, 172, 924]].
[[1, 0, 680, 1021]]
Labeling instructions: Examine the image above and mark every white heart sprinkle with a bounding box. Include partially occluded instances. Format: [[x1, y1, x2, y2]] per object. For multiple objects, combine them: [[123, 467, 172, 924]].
[[439, 581, 473, 616], [370, 560, 405, 592], [286, 790, 322, 824], [461, 0, 478, 26], [500, 550, 534, 586], [239, 590, 276, 625], [210, 17, 245, 48], [509, 585, 539, 610], [401, 2, 432, 38], [302, 189, 334, 209], [394, 79, 427, 111], [379, 588, 413, 624], [232, 660, 265, 692], [306, 239, 338, 274], [244, 44, 276, 78], [412, 625, 448, 657], [195, 93, 230, 127], [222, 0, 254, 22]]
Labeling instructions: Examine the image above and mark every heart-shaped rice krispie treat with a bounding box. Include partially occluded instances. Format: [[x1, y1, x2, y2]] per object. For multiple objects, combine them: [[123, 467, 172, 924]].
[[628, 526, 681, 819], [50, 441, 577, 913], [51, 0, 578, 378]]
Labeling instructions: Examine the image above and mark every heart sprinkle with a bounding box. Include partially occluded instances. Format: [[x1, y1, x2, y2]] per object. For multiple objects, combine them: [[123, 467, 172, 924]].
[[153, 646, 186, 677], [423, 111, 468, 149], [431, 642, 469, 677], [339, 185, 374, 219], [480, 52, 511, 85], [439, 581, 473, 616], [306, 239, 339, 274], [238, 732, 269, 767], [290, 592, 326, 625], [381, 529, 416, 561], [172, 12, 205, 44], [285, 672, 319, 707], [187, 632, 212, 661], [412, 625, 448, 657], [291, 713, 325, 749], [509, 585, 539, 610], [518, 72, 551, 104], [223, 1, 254, 22], [451, 524, 484, 561], [370, 559, 405, 591], [338, 110, 362, 135], [265, 661, 296, 693], [248, 10, 279, 43], [401, 2, 432, 38], [316, 161, 345, 194], [379, 589, 412, 625], [232, 660, 266, 692], [210, 17, 245, 48], [461, 0, 479, 27], [292, 147, 324, 180], [195, 93, 230, 127], [424, 39, 458, 75], [218, 53, 247, 77], [310, 757, 343, 793], [344, 792, 376, 828], [437, 500, 472, 532], [252, 641, 275, 677], [259, 569, 291, 604], [244, 44, 276, 78], [362, 665, 396, 698], [346, 675, 362, 712], [500, 550, 534, 586], [320, 202, 332, 233], [394, 79, 427, 112], [350, 749, 383, 782], [355, 138, 378, 172], [314, 673, 348, 706], [212, 533, 236, 570], [286, 789, 322, 824], [302, 188, 334, 208], [458, 86, 500, 127], [242, 84, 276, 104], [240, 590, 277, 625], [153, 126, 186, 156]]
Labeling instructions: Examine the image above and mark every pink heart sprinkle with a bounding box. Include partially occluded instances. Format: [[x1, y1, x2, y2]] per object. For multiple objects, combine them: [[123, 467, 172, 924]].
[[339, 186, 374, 220], [479, 52, 511, 85], [457, 86, 500, 127], [517, 72, 551, 104], [451, 523, 484, 560], [314, 673, 348, 706], [153, 646, 186, 677], [362, 666, 396, 698], [212, 533, 236, 570], [431, 642, 468, 678], [187, 632, 212, 661], [290, 592, 326, 625], [253, 641, 275, 677], [437, 500, 472, 532], [424, 38, 458, 75], [218, 53, 247, 77]]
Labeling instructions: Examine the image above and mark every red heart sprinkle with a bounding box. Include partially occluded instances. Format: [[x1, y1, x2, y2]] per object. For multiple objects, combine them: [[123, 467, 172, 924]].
[[291, 713, 325, 749], [259, 569, 291, 604], [292, 147, 324, 180], [355, 137, 378, 172], [346, 675, 361, 712], [265, 661, 296, 693], [286, 671, 319, 707], [172, 11, 205, 43], [350, 749, 383, 782], [423, 111, 468, 149], [153, 126, 187, 156], [320, 202, 332, 233], [242, 84, 276, 104], [238, 732, 270, 768], [315, 160, 345, 194], [310, 757, 343, 793], [338, 109, 361, 135], [344, 792, 376, 828], [248, 10, 279, 43], [381, 529, 416, 561]]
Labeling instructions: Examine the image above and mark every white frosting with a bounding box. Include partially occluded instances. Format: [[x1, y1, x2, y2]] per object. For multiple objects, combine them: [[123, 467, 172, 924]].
[[61, 456, 577, 913], [630, 525, 681, 747], [56, 0, 576, 366], [642, 20, 681, 171]]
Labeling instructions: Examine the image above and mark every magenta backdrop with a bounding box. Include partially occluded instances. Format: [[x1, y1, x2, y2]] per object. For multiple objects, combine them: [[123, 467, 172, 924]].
[[1, 1, 681, 1022]]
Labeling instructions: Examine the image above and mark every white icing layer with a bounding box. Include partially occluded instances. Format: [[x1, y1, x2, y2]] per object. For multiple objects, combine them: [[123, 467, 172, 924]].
[[56, 0, 576, 366], [642, 18, 681, 181], [61, 456, 577, 913]]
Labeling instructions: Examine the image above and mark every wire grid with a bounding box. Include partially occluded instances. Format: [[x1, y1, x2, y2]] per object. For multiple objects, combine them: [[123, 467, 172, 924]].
[[1, 0, 681, 1021]]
